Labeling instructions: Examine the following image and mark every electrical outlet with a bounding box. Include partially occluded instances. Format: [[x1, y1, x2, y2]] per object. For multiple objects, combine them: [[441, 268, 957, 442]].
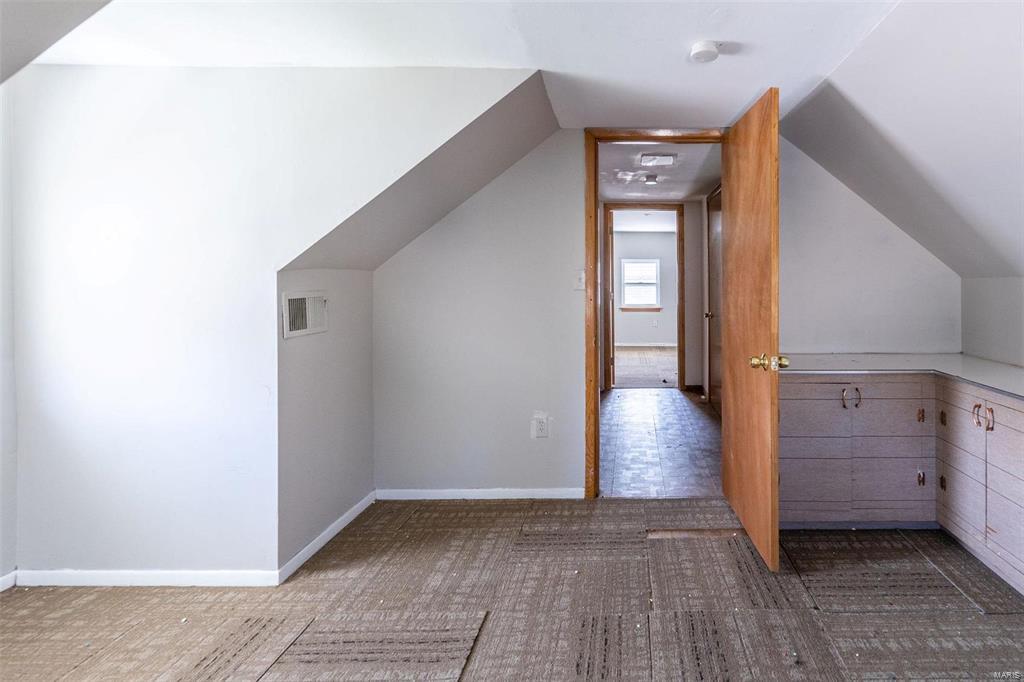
[[531, 411, 550, 438], [652, 319, 658, 327]]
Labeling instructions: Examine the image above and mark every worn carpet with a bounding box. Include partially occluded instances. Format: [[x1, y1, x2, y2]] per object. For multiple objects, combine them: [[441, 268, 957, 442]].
[[3, 499, 1024, 680]]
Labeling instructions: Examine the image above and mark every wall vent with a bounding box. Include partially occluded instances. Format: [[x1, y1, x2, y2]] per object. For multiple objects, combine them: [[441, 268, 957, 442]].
[[282, 291, 328, 338]]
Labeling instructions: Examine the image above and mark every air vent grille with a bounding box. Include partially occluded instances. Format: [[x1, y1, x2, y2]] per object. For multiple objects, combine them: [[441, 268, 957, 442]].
[[282, 291, 327, 338]]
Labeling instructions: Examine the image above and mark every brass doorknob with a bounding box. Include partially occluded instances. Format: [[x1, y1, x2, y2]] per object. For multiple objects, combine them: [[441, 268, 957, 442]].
[[749, 354, 790, 371]]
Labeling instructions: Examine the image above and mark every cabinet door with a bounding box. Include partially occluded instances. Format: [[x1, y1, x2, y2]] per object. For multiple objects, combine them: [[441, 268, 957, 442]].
[[936, 401, 986, 459], [986, 489, 1024, 573], [779, 383, 851, 437], [937, 458, 986, 541], [850, 398, 927, 437], [780, 458, 851, 503], [853, 457, 934, 502], [986, 402, 1024, 485]]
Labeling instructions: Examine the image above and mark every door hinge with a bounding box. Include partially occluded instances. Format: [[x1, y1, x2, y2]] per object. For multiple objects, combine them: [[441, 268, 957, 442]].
[[917, 408, 925, 423]]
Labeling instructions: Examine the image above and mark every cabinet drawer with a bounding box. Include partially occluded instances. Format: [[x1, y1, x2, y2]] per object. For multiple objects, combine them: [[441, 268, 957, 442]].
[[936, 401, 986, 458], [936, 438, 985, 484], [851, 436, 930, 459], [779, 400, 851, 437], [988, 463, 1024, 506], [854, 381, 923, 400], [937, 459, 986, 536], [937, 382, 986, 413], [851, 399, 927, 437], [987, 420, 1024, 481], [779, 437, 851, 460], [988, 398, 1024, 433], [986, 489, 1024, 564], [779, 382, 849, 400], [852, 457, 934, 502], [780, 458, 851, 502]]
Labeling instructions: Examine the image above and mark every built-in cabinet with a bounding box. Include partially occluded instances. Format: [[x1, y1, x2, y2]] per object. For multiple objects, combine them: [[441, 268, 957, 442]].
[[781, 371, 1024, 596], [780, 374, 935, 524]]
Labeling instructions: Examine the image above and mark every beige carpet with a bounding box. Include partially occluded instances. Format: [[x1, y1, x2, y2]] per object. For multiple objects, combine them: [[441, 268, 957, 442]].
[[613, 346, 678, 388], [3, 499, 1024, 680]]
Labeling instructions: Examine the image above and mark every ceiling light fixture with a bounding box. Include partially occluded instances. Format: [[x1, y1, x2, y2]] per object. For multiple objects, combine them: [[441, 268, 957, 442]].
[[643, 174, 659, 185], [690, 40, 720, 63], [640, 153, 676, 167]]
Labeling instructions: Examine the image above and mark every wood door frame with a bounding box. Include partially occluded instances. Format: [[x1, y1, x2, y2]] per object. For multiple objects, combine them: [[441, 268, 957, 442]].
[[602, 202, 685, 394], [584, 128, 724, 498]]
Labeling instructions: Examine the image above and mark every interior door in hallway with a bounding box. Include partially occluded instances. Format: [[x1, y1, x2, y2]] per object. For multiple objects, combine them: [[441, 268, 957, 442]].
[[720, 88, 782, 571]]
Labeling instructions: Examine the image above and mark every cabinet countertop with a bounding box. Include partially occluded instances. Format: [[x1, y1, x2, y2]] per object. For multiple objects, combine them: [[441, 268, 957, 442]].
[[781, 353, 1024, 400]]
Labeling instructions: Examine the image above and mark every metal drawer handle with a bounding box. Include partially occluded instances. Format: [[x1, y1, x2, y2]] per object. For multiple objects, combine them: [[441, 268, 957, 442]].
[[939, 475, 946, 491], [917, 471, 926, 487], [972, 404, 983, 427], [985, 407, 995, 432], [939, 410, 947, 426], [841, 388, 848, 409], [854, 387, 862, 408]]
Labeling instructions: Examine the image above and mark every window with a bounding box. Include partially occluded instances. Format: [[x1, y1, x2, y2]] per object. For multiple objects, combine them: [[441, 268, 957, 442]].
[[621, 259, 660, 307]]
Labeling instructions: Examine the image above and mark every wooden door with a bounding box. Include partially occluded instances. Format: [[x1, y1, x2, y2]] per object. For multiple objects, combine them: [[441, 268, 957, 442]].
[[602, 206, 615, 390], [720, 88, 782, 571], [706, 188, 723, 413]]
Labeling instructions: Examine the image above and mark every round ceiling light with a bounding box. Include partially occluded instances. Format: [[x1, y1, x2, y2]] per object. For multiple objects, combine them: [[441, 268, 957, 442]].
[[690, 40, 720, 63]]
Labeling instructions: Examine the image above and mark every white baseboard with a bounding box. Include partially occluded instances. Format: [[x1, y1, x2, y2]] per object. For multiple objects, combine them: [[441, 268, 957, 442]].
[[15, 569, 279, 587], [376, 488, 584, 500], [8, 487, 583, 587], [277, 489, 376, 584]]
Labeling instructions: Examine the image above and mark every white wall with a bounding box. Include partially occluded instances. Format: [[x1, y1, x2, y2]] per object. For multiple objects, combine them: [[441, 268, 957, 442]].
[[613, 231, 678, 346], [682, 200, 704, 386], [373, 130, 584, 493], [278, 269, 374, 565], [9, 64, 531, 574], [779, 139, 962, 353], [963, 277, 1024, 367], [0, 84, 15, 578]]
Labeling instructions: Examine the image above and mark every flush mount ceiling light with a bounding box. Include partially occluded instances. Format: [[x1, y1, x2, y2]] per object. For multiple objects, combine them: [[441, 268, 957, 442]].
[[640, 153, 676, 167], [643, 174, 659, 185], [690, 40, 720, 63]]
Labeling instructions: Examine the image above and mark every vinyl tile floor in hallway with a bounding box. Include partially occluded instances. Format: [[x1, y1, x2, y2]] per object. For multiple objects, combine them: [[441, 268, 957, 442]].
[[3, 500, 1024, 680], [600, 388, 722, 498]]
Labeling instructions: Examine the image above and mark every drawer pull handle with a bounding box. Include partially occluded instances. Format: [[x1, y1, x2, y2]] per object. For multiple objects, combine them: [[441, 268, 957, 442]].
[[972, 404, 983, 427], [841, 388, 848, 409], [939, 475, 946, 491], [917, 471, 926, 486], [939, 410, 947, 426], [917, 408, 925, 423], [985, 407, 995, 432], [854, 387, 862, 408]]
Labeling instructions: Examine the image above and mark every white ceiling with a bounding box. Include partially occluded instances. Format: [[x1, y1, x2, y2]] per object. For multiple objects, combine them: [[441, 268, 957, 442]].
[[782, 1, 1024, 277], [0, 0, 111, 83], [600, 143, 719, 202], [612, 211, 677, 233], [36, 1, 897, 127]]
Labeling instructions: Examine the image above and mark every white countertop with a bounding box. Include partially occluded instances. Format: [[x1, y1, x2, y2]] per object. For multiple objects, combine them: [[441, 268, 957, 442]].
[[782, 353, 1024, 399]]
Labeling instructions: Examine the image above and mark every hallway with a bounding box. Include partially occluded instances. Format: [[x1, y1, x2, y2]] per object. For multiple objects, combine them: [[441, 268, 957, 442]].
[[600, 388, 722, 498]]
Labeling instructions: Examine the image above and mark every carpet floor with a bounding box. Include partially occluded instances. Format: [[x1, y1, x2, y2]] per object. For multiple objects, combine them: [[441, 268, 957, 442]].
[[2, 499, 1023, 680]]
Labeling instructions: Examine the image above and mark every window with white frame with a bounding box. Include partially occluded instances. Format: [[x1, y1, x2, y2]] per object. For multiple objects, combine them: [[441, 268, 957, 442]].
[[621, 259, 660, 307]]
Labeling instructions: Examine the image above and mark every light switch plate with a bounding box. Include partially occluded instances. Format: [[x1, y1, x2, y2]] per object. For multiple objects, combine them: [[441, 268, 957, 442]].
[[574, 270, 586, 291]]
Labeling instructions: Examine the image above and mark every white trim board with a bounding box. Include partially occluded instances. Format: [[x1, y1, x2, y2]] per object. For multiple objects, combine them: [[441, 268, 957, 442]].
[[5, 487, 582, 587], [277, 489, 376, 584], [376, 488, 584, 500], [15, 569, 279, 587]]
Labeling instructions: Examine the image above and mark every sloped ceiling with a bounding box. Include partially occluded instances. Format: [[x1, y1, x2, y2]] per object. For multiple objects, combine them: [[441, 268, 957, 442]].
[[284, 71, 558, 270], [0, 0, 111, 83], [35, 1, 895, 126], [782, 1, 1024, 278]]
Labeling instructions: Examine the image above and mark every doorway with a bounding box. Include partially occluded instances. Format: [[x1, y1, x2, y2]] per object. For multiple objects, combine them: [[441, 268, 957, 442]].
[[595, 143, 723, 499], [584, 89, 784, 570]]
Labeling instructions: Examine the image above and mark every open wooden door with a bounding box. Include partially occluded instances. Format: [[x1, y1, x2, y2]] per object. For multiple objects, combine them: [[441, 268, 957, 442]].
[[720, 88, 783, 571]]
